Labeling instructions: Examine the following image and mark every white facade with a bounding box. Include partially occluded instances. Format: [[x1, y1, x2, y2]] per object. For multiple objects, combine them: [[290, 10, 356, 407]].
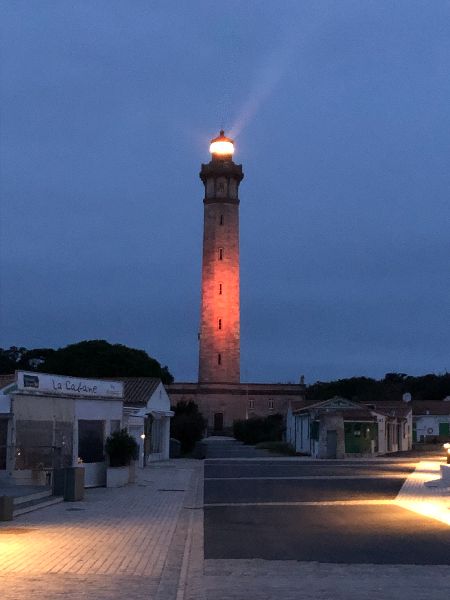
[[286, 398, 412, 458], [414, 414, 450, 440], [0, 371, 124, 487], [124, 381, 173, 466]]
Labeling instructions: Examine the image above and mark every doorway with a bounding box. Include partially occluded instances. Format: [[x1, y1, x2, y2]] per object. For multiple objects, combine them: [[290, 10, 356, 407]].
[[214, 413, 224, 432], [0, 418, 7, 470], [78, 419, 106, 487], [326, 430, 337, 459]]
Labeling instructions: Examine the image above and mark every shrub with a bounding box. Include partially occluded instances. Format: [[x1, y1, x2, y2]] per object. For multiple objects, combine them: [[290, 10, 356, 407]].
[[255, 441, 297, 455], [233, 414, 284, 445], [170, 401, 207, 455], [105, 429, 139, 467]]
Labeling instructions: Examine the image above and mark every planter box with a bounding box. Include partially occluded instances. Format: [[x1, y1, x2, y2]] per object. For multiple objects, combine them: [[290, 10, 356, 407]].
[[128, 460, 136, 484], [106, 466, 129, 488], [83, 462, 107, 488]]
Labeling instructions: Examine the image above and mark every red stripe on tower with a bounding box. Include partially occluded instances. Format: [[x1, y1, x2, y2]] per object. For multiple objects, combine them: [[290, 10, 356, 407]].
[[198, 131, 244, 383]]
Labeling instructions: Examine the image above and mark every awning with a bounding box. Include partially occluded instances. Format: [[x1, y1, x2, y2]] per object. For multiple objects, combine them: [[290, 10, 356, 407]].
[[126, 407, 173, 419]]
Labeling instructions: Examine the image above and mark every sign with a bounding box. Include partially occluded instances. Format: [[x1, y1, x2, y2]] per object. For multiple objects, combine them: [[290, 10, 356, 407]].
[[17, 371, 124, 399]]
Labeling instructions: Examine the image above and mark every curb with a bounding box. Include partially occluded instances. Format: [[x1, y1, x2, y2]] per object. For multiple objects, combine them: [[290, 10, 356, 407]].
[[155, 462, 204, 600]]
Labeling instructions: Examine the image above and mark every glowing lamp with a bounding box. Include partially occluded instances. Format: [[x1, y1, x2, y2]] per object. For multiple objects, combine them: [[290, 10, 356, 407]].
[[443, 443, 450, 464], [140, 433, 146, 440], [209, 130, 234, 157]]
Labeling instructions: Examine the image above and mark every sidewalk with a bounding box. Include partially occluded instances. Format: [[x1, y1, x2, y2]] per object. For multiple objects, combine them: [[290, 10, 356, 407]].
[[0, 459, 203, 600], [395, 457, 450, 525]]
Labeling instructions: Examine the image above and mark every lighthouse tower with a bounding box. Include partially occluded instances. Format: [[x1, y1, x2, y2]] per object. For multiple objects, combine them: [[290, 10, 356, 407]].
[[198, 131, 244, 384]]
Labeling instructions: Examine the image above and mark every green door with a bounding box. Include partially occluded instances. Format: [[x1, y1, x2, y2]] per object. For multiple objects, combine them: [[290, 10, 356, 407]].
[[439, 422, 449, 437]]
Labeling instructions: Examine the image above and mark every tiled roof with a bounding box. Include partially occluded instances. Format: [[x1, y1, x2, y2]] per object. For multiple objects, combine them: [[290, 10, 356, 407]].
[[412, 400, 450, 416], [340, 409, 378, 421], [290, 399, 310, 411], [364, 401, 412, 419], [296, 398, 411, 420], [117, 378, 162, 406]]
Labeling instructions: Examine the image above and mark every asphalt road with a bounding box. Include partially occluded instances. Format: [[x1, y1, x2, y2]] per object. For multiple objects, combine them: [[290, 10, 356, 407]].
[[204, 459, 450, 564]]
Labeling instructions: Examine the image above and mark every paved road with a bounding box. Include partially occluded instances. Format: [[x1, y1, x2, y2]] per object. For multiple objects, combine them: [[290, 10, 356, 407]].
[[204, 459, 450, 564]]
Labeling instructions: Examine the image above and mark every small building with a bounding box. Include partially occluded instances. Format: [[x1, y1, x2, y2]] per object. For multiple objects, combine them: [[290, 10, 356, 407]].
[[0, 370, 124, 487], [412, 400, 450, 442], [286, 397, 412, 458], [121, 378, 174, 465]]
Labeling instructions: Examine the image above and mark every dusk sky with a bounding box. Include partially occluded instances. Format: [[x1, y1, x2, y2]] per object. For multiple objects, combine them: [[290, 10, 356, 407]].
[[1, 2, 449, 384]]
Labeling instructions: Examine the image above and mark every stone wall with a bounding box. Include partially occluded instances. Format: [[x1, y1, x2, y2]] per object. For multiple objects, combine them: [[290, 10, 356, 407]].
[[168, 382, 305, 432], [317, 414, 345, 459]]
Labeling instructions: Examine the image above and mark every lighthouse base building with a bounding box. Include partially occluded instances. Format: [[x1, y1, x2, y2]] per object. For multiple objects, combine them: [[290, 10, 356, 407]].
[[168, 381, 305, 433]]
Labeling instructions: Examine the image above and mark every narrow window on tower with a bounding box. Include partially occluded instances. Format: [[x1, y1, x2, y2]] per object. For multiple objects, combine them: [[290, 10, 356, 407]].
[[268, 399, 274, 410], [217, 353, 222, 365], [218, 248, 223, 261], [220, 214, 224, 225], [219, 283, 223, 295], [218, 318, 222, 330]]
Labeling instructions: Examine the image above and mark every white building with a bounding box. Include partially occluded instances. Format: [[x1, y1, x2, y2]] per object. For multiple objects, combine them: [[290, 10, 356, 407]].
[[120, 378, 174, 465], [0, 371, 124, 487], [0, 372, 174, 487], [286, 397, 412, 458], [412, 400, 450, 442]]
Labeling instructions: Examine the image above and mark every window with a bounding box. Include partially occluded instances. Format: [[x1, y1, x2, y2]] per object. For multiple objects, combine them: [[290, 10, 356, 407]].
[[218, 248, 223, 260], [218, 318, 222, 330], [217, 353, 222, 365], [110, 420, 121, 434], [310, 421, 319, 440], [268, 399, 274, 410], [248, 400, 254, 409], [219, 283, 223, 295], [220, 214, 224, 225], [78, 420, 105, 463]]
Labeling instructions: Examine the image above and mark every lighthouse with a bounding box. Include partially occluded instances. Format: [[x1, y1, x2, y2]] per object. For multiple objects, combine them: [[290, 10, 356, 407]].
[[198, 131, 244, 384], [167, 131, 304, 432]]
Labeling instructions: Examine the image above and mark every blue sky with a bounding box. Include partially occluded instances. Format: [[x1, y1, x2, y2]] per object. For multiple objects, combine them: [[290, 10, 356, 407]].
[[1, 1, 449, 383]]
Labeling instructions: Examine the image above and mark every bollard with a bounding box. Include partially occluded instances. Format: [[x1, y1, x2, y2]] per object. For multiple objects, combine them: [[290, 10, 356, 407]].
[[0, 496, 14, 521]]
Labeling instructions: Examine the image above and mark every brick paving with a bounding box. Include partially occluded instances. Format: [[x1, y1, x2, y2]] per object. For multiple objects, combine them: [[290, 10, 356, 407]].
[[0, 460, 202, 599]]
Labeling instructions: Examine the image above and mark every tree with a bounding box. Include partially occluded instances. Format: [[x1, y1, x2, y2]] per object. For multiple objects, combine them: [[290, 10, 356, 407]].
[[38, 340, 174, 383], [0, 346, 55, 375], [170, 401, 206, 454], [306, 372, 450, 402]]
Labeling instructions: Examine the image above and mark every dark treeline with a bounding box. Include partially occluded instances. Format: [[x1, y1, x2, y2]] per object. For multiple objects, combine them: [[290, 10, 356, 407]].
[[0, 340, 174, 384], [306, 372, 450, 403]]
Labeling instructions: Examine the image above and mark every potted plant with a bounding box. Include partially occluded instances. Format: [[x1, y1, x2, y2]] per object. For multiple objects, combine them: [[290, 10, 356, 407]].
[[105, 429, 138, 488]]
